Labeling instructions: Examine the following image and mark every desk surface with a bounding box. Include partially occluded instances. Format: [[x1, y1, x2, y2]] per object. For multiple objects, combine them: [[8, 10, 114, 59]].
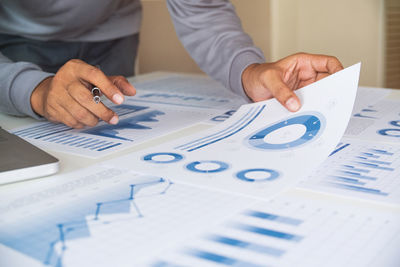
[[1, 72, 400, 267]]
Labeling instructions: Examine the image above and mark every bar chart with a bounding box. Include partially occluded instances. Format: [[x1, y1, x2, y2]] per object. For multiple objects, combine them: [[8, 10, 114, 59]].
[[11, 101, 220, 158], [302, 138, 400, 204], [151, 194, 400, 267]]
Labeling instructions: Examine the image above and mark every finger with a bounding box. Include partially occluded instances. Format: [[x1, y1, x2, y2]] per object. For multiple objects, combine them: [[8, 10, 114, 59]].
[[298, 72, 330, 88], [59, 92, 99, 127], [66, 59, 125, 105], [263, 70, 301, 112], [55, 104, 85, 129], [66, 81, 119, 125], [309, 54, 344, 74], [109, 76, 136, 96]]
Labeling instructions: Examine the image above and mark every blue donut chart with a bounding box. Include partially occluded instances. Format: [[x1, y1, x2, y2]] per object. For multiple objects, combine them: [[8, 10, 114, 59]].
[[247, 113, 324, 150], [186, 160, 229, 173], [235, 168, 280, 182], [142, 152, 184, 164], [390, 120, 400, 127], [378, 128, 400, 137]]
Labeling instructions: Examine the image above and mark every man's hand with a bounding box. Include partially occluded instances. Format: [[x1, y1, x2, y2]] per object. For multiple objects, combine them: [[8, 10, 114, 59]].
[[31, 59, 136, 128], [242, 53, 343, 112]]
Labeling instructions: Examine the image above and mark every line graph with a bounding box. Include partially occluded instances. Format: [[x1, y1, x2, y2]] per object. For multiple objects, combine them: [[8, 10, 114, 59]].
[[0, 173, 172, 267], [44, 177, 172, 267]]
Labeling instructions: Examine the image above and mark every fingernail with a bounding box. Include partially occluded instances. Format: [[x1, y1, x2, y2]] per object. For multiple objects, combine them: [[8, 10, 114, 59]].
[[286, 97, 300, 112], [113, 94, 123, 104], [109, 115, 119, 125]]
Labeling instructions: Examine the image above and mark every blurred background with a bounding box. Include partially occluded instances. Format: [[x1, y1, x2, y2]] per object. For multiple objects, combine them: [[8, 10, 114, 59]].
[[138, 0, 399, 89]]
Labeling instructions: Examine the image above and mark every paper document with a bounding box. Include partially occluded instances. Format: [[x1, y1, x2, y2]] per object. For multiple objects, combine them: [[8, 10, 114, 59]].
[[11, 74, 245, 158], [106, 64, 361, 199], [151, 193, 400, 267], [3, 65, 381, 267], [0, 166, 256, 267], [300, 138, 400, 205], [345, 87, 400, 144]]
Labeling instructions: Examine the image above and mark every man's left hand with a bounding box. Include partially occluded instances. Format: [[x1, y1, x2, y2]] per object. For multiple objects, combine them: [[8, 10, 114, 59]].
[[241, 52, 344, 112]]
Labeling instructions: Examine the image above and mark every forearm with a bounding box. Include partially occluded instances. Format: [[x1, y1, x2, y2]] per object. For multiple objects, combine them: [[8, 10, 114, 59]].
[[0, 52, 53, 119], [166, 0, 265, 100]]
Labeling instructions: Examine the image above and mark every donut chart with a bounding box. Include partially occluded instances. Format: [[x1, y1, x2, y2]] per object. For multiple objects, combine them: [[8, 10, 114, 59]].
[[186, 160, 229, 173], [377, 129, 400, 137], [142, 152, 184, 164], [390, 120, 400, 127], [247, 113, 324, 150], [235, 168, 280, 182]]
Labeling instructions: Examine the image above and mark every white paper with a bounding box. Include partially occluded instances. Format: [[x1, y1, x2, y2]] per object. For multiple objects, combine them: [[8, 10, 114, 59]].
[[0, 166, 256, 267], [106, 63, 361, 199], [130, 73, 248, 109], [299, 138, 400, 205], [345, 87, 400, 144], [11, 88, 233, 158], [151, 193, 400, 267]]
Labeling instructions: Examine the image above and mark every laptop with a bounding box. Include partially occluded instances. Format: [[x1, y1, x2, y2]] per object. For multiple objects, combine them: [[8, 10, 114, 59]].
[[0, 126, 59, 185]]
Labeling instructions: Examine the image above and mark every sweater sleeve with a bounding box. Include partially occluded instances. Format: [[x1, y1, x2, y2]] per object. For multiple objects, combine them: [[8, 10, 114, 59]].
[[0, 52, 53, 119], [166, 0, 266, 100]]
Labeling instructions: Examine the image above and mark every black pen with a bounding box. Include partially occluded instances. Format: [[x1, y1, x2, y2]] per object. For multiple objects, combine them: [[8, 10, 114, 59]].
[[91, 65, 102, 104], [91, 86, 101, 104]]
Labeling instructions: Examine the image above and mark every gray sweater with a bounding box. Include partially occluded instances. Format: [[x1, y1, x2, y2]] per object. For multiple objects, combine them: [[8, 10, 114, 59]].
[[0, 0, 265, 118]]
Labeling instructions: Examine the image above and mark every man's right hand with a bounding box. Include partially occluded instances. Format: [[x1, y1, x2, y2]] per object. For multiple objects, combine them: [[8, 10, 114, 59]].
[[30, 59, 136, 128]]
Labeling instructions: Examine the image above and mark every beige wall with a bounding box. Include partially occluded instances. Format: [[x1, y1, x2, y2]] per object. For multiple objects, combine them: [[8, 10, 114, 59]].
[[138, 0, 271, 74], [138, 0, 385, 87], [270, 0, 385, 87]]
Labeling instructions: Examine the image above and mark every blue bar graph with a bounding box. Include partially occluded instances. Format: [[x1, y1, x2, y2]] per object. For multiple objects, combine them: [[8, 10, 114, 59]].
[[361, 152, 380, 159], [185, 248, 264, 267], [354, 162, 395, 171], [368, 149, 394, 156], [342, 165, 370, 173], [338, 171, 377, 180], [207, 235, 285, 257], [232, 223, 303, 242], [329, 183, 389, 196], [329, 176, 366, 185], [356, 157, 392, 165], [243, 210, 302, 226]]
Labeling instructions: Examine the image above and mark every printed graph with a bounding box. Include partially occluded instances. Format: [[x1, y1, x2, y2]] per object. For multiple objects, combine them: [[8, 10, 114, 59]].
[[303, 139, 400, 204], [247, 113, 325, 151], [0, 169, 172, 267], [82, 110, 165, 141], [175, 105, 265, 152], [152, 194, 400, 267], [0, 167, 255, 267]]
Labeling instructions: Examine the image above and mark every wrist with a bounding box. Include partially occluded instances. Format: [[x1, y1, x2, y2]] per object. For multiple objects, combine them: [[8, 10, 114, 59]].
[[241, 63, 261, 99], [31, 76, 52, 117]]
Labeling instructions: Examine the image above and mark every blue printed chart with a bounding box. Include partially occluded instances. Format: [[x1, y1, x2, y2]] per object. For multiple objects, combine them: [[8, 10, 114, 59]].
[[108, 63, 361, 200], [12, 100, 221, 158], [151, 194, 400, 267], [0, 165, 256, 267], [302, 138, 400, 205], [345, 94, 400, 144]]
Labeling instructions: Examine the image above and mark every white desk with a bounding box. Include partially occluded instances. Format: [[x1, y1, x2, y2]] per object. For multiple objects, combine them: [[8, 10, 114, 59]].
[[1, 73, 400, 267]]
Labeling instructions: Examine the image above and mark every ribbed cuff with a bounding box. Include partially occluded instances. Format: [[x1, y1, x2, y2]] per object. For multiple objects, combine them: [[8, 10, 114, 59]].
[[11, 69, 54, 120], [229, 48, 265, 102]]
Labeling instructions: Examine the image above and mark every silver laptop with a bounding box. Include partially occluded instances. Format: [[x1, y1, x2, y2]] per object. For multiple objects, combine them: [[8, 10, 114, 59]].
[[0, 127, 59, 184]]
